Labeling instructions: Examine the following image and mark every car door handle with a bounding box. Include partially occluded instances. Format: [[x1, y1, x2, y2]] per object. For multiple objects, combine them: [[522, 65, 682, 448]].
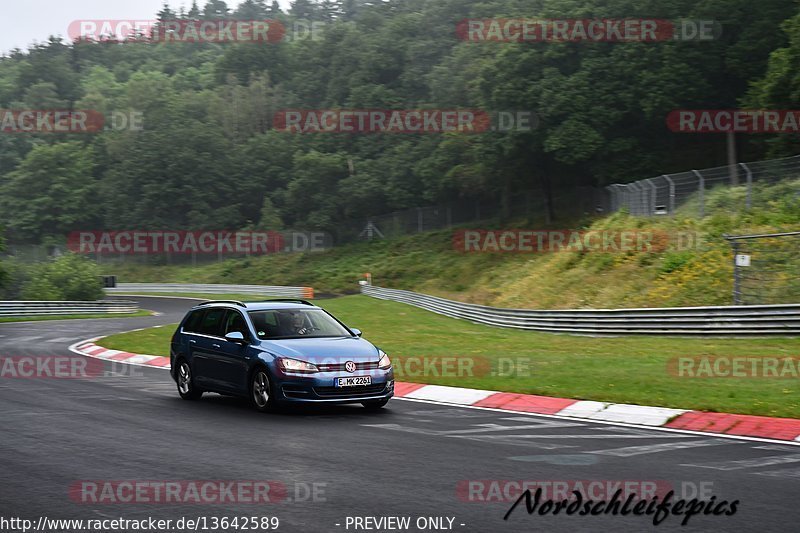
[[189, 339, 196, 344], [212, 344, 221, 349]]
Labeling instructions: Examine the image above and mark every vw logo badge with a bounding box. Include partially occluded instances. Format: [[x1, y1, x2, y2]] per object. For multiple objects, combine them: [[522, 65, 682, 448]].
[[345, 361, 356, 373]]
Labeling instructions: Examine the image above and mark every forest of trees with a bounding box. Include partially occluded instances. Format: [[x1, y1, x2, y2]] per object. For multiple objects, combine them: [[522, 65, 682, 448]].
[[0, 0, 798, 245]]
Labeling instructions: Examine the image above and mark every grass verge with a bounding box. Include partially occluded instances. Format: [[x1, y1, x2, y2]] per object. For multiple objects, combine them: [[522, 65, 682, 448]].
[[0, 310, 152, 323], [113, 292, 274, 301], [96, 295, 800, 418]]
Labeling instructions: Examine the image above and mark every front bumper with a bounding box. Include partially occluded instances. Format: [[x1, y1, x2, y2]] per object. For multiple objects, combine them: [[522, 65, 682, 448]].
[[275, 369, 394, 403]]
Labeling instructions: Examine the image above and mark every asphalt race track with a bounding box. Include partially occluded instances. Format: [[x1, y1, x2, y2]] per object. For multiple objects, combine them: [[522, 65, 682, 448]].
[[1, 297, 798, 532]]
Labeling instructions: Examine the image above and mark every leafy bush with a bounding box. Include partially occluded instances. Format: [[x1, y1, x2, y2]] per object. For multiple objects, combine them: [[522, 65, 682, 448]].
[[659, 251, 695, 275], [21, 254, 103, 301]]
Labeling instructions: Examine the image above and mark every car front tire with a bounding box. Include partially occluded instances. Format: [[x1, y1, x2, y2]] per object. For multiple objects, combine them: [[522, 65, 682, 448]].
[[177, 360, 203, 400], [250, 368, 277, 412]]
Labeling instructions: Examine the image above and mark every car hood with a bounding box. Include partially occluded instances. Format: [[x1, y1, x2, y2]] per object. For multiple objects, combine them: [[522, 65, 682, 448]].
[[259, 336, 380, 363]]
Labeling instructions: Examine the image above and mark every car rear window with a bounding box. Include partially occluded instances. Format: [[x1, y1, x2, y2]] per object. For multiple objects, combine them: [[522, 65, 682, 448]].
[[182, 309, 205, 333], [197, 308, 227, 337]]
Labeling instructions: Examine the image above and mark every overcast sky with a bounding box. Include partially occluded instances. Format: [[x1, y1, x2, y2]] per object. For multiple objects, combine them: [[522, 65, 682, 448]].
[[1, 0, 291, 54]]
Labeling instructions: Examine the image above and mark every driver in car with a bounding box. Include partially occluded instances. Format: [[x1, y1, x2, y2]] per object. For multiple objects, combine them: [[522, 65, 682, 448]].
[[286, 311, 312, 335]]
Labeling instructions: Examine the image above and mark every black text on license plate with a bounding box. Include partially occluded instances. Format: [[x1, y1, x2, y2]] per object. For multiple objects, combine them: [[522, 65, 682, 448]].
[[336, 376, 372, 387]]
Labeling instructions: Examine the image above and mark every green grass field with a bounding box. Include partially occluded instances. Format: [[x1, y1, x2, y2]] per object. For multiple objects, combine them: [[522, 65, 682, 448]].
[[98, 295, 800, 418]]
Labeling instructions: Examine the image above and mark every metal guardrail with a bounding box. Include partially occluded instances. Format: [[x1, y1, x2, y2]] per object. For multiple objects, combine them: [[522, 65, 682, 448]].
[[106, 283, 314, 299], [0, 300, 139, 317], [361, 285, 800, 336]]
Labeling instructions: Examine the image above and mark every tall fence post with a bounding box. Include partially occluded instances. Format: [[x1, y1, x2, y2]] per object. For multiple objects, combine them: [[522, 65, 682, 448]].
[[727, 236, 742, 305], [739, 162, 753, 210], [692, 169, 705, 218], [622, 185, 630, 212], [638, 182, 647, 215], [663, 174, 676, 215], [637, 182, 646, 215]]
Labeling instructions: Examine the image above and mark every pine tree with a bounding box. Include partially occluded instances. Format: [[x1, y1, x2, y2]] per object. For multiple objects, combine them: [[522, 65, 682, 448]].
[[187, 0, 201, 19]]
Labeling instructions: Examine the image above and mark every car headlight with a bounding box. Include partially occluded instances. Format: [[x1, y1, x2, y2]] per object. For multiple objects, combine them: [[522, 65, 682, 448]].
[[378, 350, 392, 370], [278, 357, 319, 374]]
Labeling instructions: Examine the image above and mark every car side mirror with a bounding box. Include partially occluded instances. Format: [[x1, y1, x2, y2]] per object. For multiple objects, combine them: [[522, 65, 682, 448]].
[[225, 331, 247, 344], [350, 328, 362, 337]]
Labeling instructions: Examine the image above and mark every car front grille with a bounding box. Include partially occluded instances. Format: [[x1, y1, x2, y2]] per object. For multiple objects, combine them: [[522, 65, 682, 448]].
[[316, 361, 379, 372]]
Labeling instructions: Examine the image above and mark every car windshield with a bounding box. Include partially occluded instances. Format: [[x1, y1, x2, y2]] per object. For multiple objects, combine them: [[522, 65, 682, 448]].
[[248, 309, 352, 339]]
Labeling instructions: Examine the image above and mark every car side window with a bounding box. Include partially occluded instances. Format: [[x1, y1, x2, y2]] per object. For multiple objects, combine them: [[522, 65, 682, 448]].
[[183, 309, 206, 333], [197, 308, 227, 337], [223, 310, 249, 338]]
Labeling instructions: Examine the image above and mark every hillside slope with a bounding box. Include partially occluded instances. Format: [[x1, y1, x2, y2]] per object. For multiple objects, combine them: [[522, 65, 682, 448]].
[[111, 179, 800, 308]]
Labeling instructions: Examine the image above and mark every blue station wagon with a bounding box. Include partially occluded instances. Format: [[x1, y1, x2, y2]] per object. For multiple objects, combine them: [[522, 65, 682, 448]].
[[170, 300, 394, 411]]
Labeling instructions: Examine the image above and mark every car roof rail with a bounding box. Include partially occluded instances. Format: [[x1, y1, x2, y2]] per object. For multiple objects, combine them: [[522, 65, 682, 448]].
[[262, 298, 315, 306], [197, 300, 246, 307]]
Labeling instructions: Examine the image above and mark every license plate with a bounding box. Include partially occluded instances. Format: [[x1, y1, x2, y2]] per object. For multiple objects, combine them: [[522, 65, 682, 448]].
[[335, 376, 372, 387]]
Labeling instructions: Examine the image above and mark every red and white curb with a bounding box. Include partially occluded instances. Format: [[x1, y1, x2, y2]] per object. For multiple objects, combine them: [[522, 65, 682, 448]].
[[69, 337, 170, 369], [393, 383, 800, 442], [71, 339, 800, 443]]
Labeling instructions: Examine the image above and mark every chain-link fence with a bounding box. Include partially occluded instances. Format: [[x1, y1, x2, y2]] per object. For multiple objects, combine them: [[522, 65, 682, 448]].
[[3, 154, 799, 264], [725, 231, 800, 305], [608, 154, 800, 217], [343, 154, 800, 242], [337, 186, 610, 243]]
